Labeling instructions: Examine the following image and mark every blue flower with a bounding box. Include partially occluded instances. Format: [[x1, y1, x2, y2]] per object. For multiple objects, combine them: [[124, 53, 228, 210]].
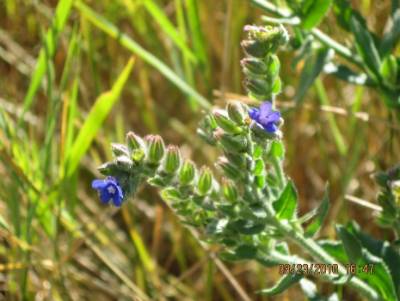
[[92, 177, 124, 207], [249, 101, 281, 133]]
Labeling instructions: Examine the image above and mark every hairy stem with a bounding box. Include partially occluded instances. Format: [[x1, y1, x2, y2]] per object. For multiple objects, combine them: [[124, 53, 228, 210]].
[[265, 205, 381, 301]]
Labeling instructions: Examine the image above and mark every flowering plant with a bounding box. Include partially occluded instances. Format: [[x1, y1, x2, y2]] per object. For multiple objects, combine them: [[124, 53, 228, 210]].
[[92, 25, 400, 300]]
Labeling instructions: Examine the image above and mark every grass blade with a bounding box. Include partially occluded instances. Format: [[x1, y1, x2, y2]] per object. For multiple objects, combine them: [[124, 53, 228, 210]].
[[18, 0, 74, 125], [142, 0, 197, 63], [65, 57, 135, 177], [74, 1, 210, 109]]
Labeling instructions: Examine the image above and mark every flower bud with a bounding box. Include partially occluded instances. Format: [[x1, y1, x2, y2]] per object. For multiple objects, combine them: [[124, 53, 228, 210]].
[[126, 131, 144, 151], [116, 155, 134, 172], [245, 78, 272, 98], [126, 131, 145, 162], [222, 178, 238, 202], [98, 161, 119, 175], [145, 135, 165, 164], [224, 151, 247, 169], [179, 160, 196, 185], [216, 156, 241, 180], [204, 115, 218, 130], [197, 166, 213, 196], [213, 110, 242, 134], [241, 57, 268, 76], [216, 132, 248, 153], [227, 102, 246, 125], [241, 39, 268, 58], [111, 143, 129, 157], [163, 145, 181, 174], [197, 128, 217, 145], [250, 122, 282, 140]]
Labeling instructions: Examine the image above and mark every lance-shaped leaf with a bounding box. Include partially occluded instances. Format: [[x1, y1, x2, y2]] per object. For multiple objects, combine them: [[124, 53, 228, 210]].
[[305, 186, 330, 237], [336, 225, 362, 263], [273, 181, 298, 220], [350, 16, 381, 79], [336, 224, 398, 300], [295, 47, 331, 104], [301, 0, 333, 30], [347, 221, 400, 299], [257, 273, 302, 296]]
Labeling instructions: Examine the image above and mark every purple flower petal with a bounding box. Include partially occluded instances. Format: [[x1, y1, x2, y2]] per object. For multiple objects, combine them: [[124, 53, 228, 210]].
[[248, 108, 260, 121], [92, 177, 124, 206], [263, 122, 278, 133], [260, 111, 281, 124], [100, 190, 111, 204], [259, 102, 272, 115], [92, 179, 106, 189]]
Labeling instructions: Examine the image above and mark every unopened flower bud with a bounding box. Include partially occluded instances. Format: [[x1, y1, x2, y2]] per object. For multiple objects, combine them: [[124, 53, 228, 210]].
[[224, 152, 247, 169], [111, 143, 129, 157], [116, 155, 133, 171], [126, 131, 145, 162], [241, 39, 268, 58], [245, 78, 272, 98], [126, 131, 144, 151], [227, 102, 246, 125], [222, 178, 238, 202], [179, 160, 196, 185], [216, 157, 241, 180], [198, 166, 213, 196], [241, 57, 268, 76], [213, 110, 242, 134], [98, 161, 119, 175], [216, 132, 248, 153], [250, 122, 282, 140], [145, 135, 165, 164], [163, 145, 181, 174]]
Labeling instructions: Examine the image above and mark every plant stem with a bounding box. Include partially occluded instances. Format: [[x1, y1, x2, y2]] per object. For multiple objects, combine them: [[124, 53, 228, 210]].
[[251, 0, 364, 68], [266, 204, 381, 301]]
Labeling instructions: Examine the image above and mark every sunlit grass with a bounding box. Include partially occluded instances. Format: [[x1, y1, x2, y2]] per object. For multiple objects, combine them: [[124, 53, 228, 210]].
[[0, 0, 398, 300]]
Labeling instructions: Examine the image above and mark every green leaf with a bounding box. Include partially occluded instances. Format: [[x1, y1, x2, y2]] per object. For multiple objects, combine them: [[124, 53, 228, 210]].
[[273, 181, 298, 220], [333, 0, 367, 31], [380, 8, 400, 56], [305, 186, 330, 237], [318, 240, 348, 262], [257, 273, 302, 295], [19, 0, 74, 125], [142, 0, 196, 63], [295, 47, 331, 104], [74, 1, 210, 109], [336, 223, 398, 300], [301, 0, 333, 30], [65, 58, 135, 177], [350, 16, 381, 78], [230, 219, 265, 235], [234, 244, 258, 260], [348, 221, 400, 299], [336, 224, 363, 263], [324, 63, 375, 86], [269, 140, 285, 159]]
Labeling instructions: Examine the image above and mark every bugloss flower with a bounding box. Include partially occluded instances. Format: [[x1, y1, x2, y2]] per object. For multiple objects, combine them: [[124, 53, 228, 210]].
[[249, 101, 281, 133], [92, 176, 124, 207]]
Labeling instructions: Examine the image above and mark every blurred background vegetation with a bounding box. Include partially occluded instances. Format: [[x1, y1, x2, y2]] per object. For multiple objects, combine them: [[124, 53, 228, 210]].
[[0, 0, 398, 300]]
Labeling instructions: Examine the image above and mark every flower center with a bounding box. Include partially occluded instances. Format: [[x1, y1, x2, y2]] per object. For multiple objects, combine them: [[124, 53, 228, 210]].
[[107, 186, 116, 195]]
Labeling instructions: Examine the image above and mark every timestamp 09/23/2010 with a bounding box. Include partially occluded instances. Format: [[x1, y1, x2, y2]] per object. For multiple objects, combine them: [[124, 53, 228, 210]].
[[278, 263, 375, 275]]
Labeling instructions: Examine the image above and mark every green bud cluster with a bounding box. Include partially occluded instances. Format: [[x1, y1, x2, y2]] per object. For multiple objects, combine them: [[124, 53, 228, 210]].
[[373, 165, 400, 237], [241, 25, 288, 101]]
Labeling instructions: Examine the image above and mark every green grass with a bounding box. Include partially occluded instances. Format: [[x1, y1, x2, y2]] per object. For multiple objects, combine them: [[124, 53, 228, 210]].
[[0, 0, 398, 300]]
